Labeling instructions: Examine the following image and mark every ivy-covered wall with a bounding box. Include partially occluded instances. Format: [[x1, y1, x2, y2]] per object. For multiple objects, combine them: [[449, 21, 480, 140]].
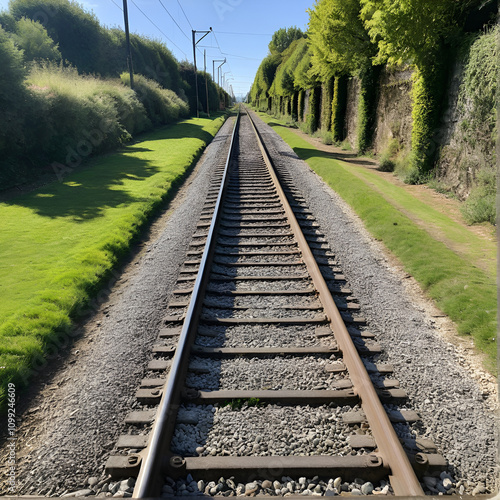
[[345, 77, 360, 147], [436, 28, 497, 202], [343, 68, 412, 155]]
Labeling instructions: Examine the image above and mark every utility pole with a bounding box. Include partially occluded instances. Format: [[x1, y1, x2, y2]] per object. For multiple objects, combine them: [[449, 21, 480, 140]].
[[217, 59, 226, 110], [213, 59, 225, 84], [122, 0, 134, 89], [217, 59, 226, 87], [192, 28, 212, 118]]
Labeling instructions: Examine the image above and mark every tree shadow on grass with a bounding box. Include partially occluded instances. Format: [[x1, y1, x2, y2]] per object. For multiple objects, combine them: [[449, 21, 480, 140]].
[[7, 148, 159, 221], [135, 120, 218, 145], [5, 120, 220, 220], [290, 146, 376, 167]]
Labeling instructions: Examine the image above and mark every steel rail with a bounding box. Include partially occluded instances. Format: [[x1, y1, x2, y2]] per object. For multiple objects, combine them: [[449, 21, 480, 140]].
[[245, 108, 425, 497], [132, 108, 241, 498]]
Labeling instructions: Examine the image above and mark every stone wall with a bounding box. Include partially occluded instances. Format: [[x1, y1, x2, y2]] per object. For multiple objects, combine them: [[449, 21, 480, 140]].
[[435, 59, 495, 199], [372, 68, 413, 155], [344, 68, 413, 154]]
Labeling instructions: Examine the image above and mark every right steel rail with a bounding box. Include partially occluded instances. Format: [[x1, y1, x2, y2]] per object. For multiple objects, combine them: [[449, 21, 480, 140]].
[[246, 108, 425, 497]]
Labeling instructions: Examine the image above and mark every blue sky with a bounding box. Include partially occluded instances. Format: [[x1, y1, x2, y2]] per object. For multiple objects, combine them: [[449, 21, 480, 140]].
[[0, 0, 314, 98]]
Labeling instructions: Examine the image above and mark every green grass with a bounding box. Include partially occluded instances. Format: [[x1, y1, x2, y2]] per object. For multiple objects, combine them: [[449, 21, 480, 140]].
[[258, 112, 497, 373], [0, 114, 226, 407], [343, 166, 496, 277]]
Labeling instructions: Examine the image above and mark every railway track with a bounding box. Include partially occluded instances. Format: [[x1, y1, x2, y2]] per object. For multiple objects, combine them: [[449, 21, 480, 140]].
[[104, 107, 448, 497]]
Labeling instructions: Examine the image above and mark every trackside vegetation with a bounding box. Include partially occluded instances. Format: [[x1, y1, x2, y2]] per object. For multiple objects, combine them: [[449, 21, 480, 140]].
[[0, 114, 227, 409], [258, 113, 497, 373], [249, 1, 497, 222], [0, 0, 230, 190]]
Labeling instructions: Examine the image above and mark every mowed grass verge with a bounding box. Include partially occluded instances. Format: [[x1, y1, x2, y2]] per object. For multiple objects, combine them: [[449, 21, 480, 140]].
[[257, 113, 497, 373], [0, 114, 226, 407]]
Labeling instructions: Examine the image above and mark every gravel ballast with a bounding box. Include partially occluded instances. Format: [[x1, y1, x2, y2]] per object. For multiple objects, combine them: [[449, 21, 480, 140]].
[[194, 324, 321, 348], [185, 355, 344, 391], [171, 403, 360, 458]]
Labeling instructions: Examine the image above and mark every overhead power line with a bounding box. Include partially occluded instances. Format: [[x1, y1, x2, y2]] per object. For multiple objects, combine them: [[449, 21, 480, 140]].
[[211, 31, 235, 76], [220, 52, 260, 61], [212, 30, 223, 54], [130, 0, 188, 58], [108, 0, 123, 12], [158, 0, 190, 41], [176, 0, 193, 30], [216, 31, 272, 36]]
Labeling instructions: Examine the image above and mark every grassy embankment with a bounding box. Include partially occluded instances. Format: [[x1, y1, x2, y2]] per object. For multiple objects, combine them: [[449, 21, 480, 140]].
[[0, 114, 226, 407], [257, 112, 497, 373]]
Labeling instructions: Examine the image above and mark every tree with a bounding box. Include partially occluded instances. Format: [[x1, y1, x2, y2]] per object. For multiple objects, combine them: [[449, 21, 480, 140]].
[[307, 0, 378, 149], [250, 53, 282, 104], [0, 25, 28, 179], [0, 11, 17, 32], [359, 0, 481, 67], [9, 0, 106, 74], [270, 38, 309, 97], [308, 0, 375, 79], [268, 26, 304, 55], [12, 17, 61, 61], [0, 25, 26, 116]]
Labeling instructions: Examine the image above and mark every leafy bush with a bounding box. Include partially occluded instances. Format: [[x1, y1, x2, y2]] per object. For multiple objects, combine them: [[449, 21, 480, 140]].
[[11, 16, 61, 61], [460, 169, 496, 225], [320, 77, 333, 131], [378, 138, 400, 172], [0, 62, 157, 190], [298, 89, 305, 120], [27, 63, 149, 150], [393, 150, 430, 184], [120, 73, 188, 126], [457, 27, 497, 180], [321, 130, 334, 145], [409, 64, 448, 177], [340, 139, 351, 151]]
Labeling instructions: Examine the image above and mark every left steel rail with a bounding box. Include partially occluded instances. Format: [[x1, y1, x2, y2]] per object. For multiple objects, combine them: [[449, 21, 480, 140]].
[[132, 109, 241, 498]]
